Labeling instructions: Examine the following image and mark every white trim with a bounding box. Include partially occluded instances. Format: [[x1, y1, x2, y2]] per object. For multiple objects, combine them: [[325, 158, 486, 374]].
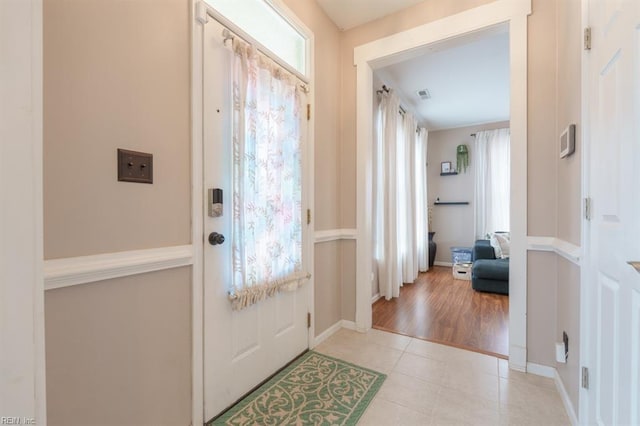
[[191, 1, 205, 424], [199, 1, 309, 83], [311, 320, 359, 347], [353, 0, 531, 371], [526, 363, 579, 425], [312, 320, 343, 347], [44, 245, 194, 290], [526, 362, 556, 378], [1, 0, 46, 419], [526, 236, 582, 265], [555, 369, 580, 426], [371, 293, 381, 304], [578, 1, 591, 424], [341, 320, 357, 331], [434, 261, 453, 267], [509, 345, 527, 372], [314, 228, 357, 243]]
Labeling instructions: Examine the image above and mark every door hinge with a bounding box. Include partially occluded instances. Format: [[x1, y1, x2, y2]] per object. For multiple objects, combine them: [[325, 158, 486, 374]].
[[307, 312, 311, 328], [584, 27, 592, 50], [307, 104, 311, 121], [582, 366, 589, 389], [307, 209, 311, 225], [584, 197, 592, 220]]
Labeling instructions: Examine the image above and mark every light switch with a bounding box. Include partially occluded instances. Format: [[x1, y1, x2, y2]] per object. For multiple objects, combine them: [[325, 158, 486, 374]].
[[117, 149, 153, 184]]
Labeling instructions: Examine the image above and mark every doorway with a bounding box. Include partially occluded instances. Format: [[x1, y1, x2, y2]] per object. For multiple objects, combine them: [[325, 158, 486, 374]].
[[369, 26, 511, 358], [354, 0, 530, 370]]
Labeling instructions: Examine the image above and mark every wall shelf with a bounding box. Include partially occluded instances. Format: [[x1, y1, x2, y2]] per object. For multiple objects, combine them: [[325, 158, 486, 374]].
[[440, 172, 458, 176], [434, 201, 469, 206]]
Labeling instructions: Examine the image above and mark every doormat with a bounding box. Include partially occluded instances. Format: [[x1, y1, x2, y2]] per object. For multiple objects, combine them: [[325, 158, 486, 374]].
[[208, 351, 386, 425]]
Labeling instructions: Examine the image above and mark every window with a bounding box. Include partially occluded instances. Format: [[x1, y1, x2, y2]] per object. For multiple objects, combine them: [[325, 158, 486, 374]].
[[205, 0, 307, 78]]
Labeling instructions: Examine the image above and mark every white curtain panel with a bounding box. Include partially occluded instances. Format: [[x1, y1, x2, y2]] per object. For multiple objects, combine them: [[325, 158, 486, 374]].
[[474, 128, 511, 239], [399, 112, 418, 282], [373, 91, 402, 299], [373, 91, 428, 300], [415, 128, 429, 272]]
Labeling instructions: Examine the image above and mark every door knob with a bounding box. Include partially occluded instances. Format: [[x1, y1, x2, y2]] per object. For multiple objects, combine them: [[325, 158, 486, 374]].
[[208, 232, 225, 246]]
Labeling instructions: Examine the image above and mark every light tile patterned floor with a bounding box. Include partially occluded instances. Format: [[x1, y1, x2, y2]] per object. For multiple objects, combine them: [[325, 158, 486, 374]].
[[314, 328, 571, 426]]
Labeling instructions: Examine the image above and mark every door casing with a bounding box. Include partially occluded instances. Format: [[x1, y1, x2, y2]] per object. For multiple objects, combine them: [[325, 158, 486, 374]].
[[354, 0, 532, 371]]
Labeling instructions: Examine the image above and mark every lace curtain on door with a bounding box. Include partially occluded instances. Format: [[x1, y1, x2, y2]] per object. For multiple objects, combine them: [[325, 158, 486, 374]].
[[229, 38, 309, 310]]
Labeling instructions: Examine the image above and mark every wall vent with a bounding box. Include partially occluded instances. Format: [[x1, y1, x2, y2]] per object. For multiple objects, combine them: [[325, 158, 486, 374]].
[[416, 89, 431, 100]]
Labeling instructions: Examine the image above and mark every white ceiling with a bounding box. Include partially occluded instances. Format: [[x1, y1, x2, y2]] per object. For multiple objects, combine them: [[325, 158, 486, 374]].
[[315, 0, 426, 31], [375, 26, 510, 130]]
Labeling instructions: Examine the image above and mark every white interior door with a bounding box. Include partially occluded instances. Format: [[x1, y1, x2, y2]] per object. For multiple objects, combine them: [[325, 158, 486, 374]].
[[202, 19, 310, 421], [585, 0, 640, 424]]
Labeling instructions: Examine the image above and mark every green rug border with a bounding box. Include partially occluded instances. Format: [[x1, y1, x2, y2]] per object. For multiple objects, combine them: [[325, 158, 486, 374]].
[[208, 350, 387, 425]]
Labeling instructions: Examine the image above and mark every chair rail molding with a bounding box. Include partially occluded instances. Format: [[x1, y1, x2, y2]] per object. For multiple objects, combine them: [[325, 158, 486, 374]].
[[44, 245, 194, 290], [314, 228, 357, 243], [526, 236, 581, 265]]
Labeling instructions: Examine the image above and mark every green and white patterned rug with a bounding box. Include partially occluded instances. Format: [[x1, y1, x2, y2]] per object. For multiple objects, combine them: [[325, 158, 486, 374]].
[[209, 351, 386, 425]]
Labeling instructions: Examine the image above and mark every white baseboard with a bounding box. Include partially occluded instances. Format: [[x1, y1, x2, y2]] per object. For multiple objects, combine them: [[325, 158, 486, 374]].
[[312, 320, 358, 347], [434, 261, 453, 267], [341, 320, 357, 330], [312, 321, 343, 347], [526, 363, 578, 426], [554, 370, 579, 426], [44, 245, 194, 290], [509, 345, 527, 372], [526, 362, 555, 378], [371, 293, 381, 304]]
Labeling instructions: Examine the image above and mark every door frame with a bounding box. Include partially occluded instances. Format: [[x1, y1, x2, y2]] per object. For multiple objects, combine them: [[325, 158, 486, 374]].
[[579, 0, 590, 421], [190, 1, 316, 423], [354, 0, 531, 371], [0, 0, 47, 421]]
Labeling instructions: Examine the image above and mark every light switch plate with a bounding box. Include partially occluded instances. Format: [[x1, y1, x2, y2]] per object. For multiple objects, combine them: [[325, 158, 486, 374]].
[[117, 149, 153, 184]]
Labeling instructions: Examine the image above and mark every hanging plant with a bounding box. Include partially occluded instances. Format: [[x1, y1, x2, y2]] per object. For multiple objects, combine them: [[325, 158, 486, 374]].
[[456, 144, 469, 173]]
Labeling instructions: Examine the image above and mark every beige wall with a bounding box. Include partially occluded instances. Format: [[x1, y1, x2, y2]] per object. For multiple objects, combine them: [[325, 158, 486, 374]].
[[527, 1, 582, 416], [527, 0, 558, 238], [428, 122, 509, 263], [282, 0, 346, 334], [556, 0, 582, 246], [43, 0, 193, 424], [45, 268, 192, 426], [313, 242, 342, 334], [283, 0, 341, 231], [527, 251, 558, 366], [44, 0, 191, 259], [554, 0, 582, 413], [556, 257, 581, 412]]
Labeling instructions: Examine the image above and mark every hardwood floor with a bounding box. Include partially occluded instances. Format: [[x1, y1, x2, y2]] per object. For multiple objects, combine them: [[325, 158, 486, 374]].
[[372, 266, 509, 358]]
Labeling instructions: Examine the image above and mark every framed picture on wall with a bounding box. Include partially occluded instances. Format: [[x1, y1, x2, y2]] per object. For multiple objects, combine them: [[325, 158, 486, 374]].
[[441, 161, 452, 173]]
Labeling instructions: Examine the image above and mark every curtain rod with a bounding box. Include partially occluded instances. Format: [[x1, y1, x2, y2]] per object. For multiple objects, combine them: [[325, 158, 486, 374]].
[[199, 2, 310, 85], [376, 84, 390, 95], [377, 85, 407, 115]]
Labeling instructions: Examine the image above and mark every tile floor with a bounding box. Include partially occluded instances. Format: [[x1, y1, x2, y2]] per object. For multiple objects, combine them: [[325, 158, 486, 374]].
[[314, 328, 571, 425]]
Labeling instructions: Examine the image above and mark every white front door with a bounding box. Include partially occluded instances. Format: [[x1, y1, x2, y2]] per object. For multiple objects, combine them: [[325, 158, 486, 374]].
[[202, 19, 310, 421], [585, 0, 640, 423]]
